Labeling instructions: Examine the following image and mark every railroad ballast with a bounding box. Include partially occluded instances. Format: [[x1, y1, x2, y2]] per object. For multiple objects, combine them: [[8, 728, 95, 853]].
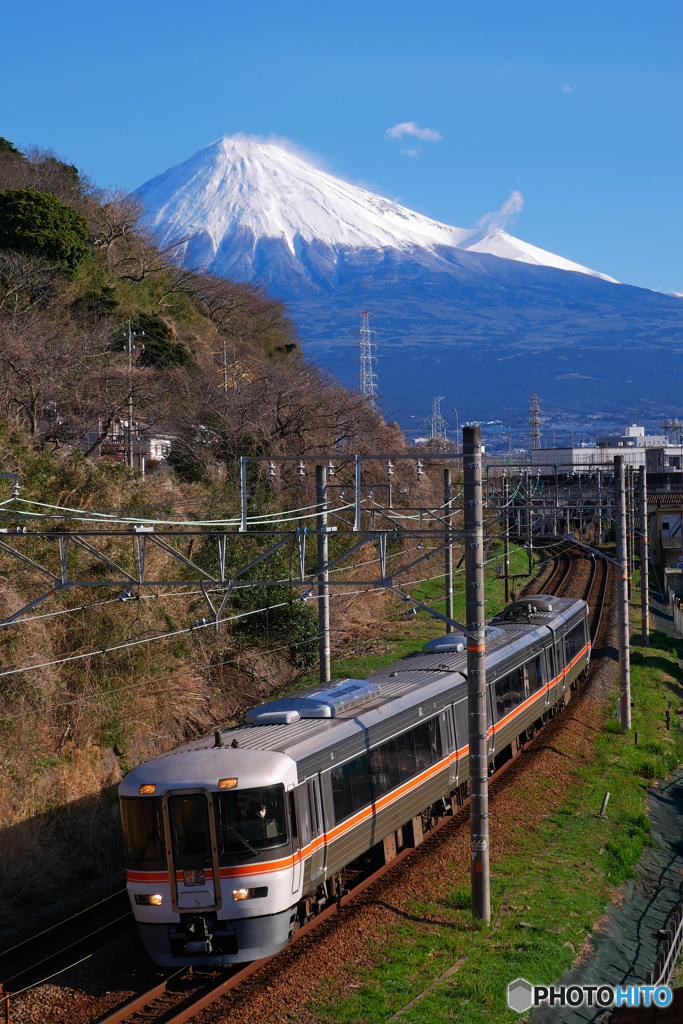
[[120, 594, 590, 966]]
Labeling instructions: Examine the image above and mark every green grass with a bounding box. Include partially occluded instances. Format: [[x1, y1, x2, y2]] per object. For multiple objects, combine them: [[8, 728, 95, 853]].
[[303, 592, 683, 1022]]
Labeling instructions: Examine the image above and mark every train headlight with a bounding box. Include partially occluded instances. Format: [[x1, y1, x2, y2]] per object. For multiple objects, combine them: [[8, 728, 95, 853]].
[[232, 886, 268, 900], [139, 784, 156, 794], [218, 778, 238, 789], [135, 894, 163, 906]]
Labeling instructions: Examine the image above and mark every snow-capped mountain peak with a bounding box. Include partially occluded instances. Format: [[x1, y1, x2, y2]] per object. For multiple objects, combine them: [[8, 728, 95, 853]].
[[138, 134, 616, 284]]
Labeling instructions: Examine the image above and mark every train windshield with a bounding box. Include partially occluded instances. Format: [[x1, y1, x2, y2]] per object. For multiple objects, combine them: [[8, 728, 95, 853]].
[[120, 797, 164, 863], [217, 785, 288, 856]]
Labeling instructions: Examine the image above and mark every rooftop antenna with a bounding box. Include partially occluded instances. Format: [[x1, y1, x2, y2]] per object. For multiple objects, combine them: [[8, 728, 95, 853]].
[[359, 312, 378, 406], [528, 390, 542, 450]]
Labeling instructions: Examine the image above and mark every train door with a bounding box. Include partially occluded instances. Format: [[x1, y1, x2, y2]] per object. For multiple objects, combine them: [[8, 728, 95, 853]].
[[306, 776, 325, 883], [487, 686, 496, 759], [440, 706, 457, 785], [289, 789, 302, 894], [553, 636, 565, 702], [162, 789, 222, 914], [452, 697, 468, 784]]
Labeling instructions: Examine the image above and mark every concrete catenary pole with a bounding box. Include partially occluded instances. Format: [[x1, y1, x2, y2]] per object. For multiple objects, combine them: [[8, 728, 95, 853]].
[[614, 456, 632, 730], [640, 465, 649, 647], [503, 478, 510, 604], [626, 467, 634, 600], [527, 471, 533, 575], [316, 465, 331, 684], [444, 468, 453, 633], [463, 425, 490, 922]]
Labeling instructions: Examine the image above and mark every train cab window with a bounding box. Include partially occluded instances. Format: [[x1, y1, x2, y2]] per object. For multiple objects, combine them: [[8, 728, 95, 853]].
[[217, 785, 288, 856], [169, 795, 209, 865], [120, 797, 164, 863]]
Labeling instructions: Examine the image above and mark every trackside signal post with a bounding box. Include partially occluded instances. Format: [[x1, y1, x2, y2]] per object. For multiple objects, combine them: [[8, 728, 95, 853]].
[[464, 426, 490, 921], [614, 456, 632, 731]]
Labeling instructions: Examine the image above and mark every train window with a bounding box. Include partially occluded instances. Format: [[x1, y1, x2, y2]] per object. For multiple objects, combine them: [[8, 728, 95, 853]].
[[311, 780, 321, 833], [120, 797, 163, 863], [331, 766, 351, 822], [288, 791, 298, 840], [331, 716, 446, 823], [429, 717, 443, 761], [528, 657, 543, 693], [547, 646, 555, 681], [413, 722, 431, 771], [170, 796, 208, 860], [494, 673, 511, 718], [384, 738, 400, 789], [368, 744, 392, 797], [307, 783, 316, 834], [564, 622, 587, 663], [398, 732, 416, 781], [217, 785, 288, 855], [347, 755, 371, 811]]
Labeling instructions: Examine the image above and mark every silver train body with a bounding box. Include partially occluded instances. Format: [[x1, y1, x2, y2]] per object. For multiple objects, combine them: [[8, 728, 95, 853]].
[[120, 594, 590, 966]]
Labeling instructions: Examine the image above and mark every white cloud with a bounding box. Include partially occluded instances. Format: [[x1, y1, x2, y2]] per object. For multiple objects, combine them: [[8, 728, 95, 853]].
[[561, 84, 575, 93], [386, 122, 442, 142], [476, 190, 524, 233], [495, 62, 515, 77], [401, 148, 420, 158]]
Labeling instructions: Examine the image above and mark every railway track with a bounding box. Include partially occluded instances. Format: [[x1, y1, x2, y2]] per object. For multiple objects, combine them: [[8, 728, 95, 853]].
[[6, 538, 611, 1024], [85, 538, 612, 1024], [0, 888, 133, 999]]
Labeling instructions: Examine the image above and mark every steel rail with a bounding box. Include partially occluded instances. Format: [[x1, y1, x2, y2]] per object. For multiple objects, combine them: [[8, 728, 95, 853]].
[[94, 544, 612, 1024], [0, 888, 128, 962]]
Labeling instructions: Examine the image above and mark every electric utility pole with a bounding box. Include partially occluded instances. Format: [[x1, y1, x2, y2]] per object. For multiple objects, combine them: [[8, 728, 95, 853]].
[[503, 478, 510, 604], [124, 320, 144, 469], [640, 465, 649, 646], [614, 456, 631, 731], [444, 468, 453, 633], [464, 425, 490, 922], [316, 465, 331, 683]]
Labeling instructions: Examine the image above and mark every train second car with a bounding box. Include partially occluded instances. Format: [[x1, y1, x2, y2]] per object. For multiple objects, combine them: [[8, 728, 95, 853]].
[[119, 594, 589, 965]]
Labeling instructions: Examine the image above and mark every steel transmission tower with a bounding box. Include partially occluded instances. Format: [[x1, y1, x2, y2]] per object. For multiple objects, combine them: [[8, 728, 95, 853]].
[[359, 312, 378, 406], [661, 418, 682, 444], [528, 390, 543, 450], [430, 397, 449, 442]]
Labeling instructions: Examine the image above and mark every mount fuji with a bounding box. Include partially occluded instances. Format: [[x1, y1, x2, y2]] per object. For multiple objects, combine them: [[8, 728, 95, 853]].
[[139, 136, 683, 426]]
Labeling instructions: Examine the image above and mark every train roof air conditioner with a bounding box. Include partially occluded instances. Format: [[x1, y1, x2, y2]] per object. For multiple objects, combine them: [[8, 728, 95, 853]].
[[246, 679, 381, 724]]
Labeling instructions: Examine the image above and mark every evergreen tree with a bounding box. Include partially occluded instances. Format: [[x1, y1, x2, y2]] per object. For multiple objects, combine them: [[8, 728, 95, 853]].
[[0, 188, 87, 274]]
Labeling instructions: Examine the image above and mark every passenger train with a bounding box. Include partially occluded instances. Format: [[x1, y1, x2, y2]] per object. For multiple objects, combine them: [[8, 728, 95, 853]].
[[119, 594, 590, 966]]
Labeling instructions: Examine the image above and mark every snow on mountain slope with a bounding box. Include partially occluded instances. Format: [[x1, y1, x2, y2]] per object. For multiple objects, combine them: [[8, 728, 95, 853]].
[[458, 228, 618, 282], [139, 135, 614, 283]]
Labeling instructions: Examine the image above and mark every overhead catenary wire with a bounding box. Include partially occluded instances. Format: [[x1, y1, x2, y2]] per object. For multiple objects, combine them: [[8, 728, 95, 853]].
[[0, 537, 528, 710]]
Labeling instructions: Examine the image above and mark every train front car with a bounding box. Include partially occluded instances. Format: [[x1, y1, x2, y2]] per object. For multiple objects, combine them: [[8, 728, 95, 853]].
[[120, 742, 300, 966]]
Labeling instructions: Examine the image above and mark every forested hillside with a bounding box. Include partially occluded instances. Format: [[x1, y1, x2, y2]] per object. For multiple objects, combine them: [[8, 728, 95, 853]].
[[0, 137, 409, 918]]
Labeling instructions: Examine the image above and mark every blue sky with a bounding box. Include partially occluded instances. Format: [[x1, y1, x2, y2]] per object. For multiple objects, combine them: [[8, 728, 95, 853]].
[[3, 0, 682, 291]]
